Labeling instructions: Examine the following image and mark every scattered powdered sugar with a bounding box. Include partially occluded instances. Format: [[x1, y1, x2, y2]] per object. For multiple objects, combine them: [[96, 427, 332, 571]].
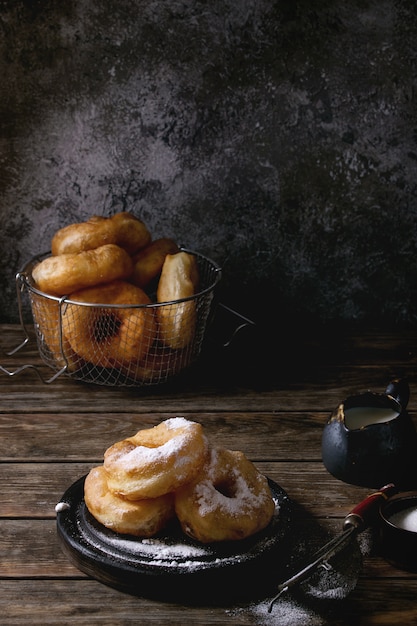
[[226, 541, 363, 625], [301, 532, 364, 602], [303, 562, 358, 601], [80, 519, 215, 569], [357, 528, 373, 557], [224, 528, 368, 624], [82, 525, 243, 571], [228, 598, 325, 625], [140, 538, 208, 558]]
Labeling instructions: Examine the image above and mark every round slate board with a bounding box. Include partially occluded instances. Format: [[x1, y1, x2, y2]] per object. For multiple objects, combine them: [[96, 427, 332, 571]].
[[56, 475, 293, 603]]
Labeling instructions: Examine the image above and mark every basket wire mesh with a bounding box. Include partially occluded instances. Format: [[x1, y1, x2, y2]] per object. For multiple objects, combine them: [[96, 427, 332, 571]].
[[9, 249, 222, 387]]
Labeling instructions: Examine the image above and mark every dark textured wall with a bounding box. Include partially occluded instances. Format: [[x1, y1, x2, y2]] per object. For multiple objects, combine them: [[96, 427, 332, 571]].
[[1, 0, 417, 330]]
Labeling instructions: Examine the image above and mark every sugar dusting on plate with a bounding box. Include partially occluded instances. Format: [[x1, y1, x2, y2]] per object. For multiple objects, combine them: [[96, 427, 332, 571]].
[[78, 487, 284, 571]]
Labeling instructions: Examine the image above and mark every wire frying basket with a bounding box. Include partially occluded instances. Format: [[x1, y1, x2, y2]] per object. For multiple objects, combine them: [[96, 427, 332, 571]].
[[8, 249, 222, 387]]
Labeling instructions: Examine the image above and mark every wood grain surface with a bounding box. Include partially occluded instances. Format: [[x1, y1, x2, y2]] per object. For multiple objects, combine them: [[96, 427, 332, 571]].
[[1, 324, 417, 624]]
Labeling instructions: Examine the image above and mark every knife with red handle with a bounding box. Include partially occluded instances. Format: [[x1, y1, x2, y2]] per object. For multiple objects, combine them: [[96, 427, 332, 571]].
[[268, 483, 398, 612]]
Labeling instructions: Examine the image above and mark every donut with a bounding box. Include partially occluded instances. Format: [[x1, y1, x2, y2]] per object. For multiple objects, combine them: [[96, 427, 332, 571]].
[[61, 280, 157, 368], [84, 466, 175, 537], [119, 345, 191, 384], [174, 447, 275, 543], [103, 417, 208, 500], [31, 293, 81, 372], [32, 244, 133, 296], [110, 212, 152, 255], [130, 238, 179, 289], [51, 212, 151, 256], [156, 252, 199, 349]]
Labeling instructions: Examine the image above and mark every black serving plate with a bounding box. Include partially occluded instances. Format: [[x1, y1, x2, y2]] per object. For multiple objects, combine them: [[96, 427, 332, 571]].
[[56, 475, 293, 604]]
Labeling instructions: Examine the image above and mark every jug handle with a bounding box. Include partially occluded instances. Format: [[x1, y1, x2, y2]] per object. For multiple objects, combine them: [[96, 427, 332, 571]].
[[385, 378, 410, 410]]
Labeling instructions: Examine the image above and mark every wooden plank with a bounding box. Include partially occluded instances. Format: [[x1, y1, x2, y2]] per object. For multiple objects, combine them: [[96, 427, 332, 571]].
[[1, 577, 417, 625], [0, 519, 78, 577], [0, 461, 393, 519], [2, 324, 416, 365], [2, 321, 417, 411], [0, 412, 327, 461], [2, 515, 416, 581], [1, 325, 417, 415], [1, 374, 416, 413]]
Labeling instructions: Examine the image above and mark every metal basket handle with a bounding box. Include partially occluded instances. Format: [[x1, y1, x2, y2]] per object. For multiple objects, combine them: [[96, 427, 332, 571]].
[[0, 271, 68, 383]]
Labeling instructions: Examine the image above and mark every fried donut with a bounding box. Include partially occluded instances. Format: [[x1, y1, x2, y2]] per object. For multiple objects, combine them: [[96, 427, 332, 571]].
[[111, 212, 152, 254], [104, 417, 208, 500], [174, 447, 275, 543], [119, 345, 191, 384], [51, 212, 151, 256], [130, 238, 179, 288], [31, 293, 81, 371], [156, 252, 199, 349], [32, 244, 133, 296], [84, 466, 175, 537], [61, 280, 156, 368]]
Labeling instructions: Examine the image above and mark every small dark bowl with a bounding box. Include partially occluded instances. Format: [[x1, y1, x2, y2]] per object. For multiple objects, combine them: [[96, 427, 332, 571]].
[[380, 492, 417, 572]]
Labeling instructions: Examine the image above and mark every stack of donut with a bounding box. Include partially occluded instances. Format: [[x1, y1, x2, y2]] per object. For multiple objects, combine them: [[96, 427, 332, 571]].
[[30, 212, 200, 381], [84, 417, 275, 542]]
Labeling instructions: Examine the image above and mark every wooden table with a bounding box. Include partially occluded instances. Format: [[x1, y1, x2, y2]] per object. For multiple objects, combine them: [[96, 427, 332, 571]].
[[1, 320, 417, 625]]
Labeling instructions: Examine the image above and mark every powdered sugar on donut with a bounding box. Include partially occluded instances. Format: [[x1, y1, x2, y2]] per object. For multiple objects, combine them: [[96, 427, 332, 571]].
[[195, 471, 269, 517], [120, 418, 201, 464], [175, 447, 275, 542], [104, 417, 208, 500], [114, 431, 205, 473], [195, 448, 272, 516]]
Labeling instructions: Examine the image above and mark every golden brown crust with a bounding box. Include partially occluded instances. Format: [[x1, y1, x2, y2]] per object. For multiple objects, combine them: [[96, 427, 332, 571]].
[[119, 345, 191, 384], [61, 280, 156, 368], [51, 212, 151, 256], [84, 466, 175, 537], [32, 244, 133, 296], [130, 238, 179, 288], [156, 252, 199, 349], [32, 244, 132, 296], [51, 216, 111, 256], [109, 212, 152, 255], [30, 294, 82, 371]]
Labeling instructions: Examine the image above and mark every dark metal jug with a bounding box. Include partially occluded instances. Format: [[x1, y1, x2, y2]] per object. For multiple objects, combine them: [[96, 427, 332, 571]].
[[322, 379, 417, 489]]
